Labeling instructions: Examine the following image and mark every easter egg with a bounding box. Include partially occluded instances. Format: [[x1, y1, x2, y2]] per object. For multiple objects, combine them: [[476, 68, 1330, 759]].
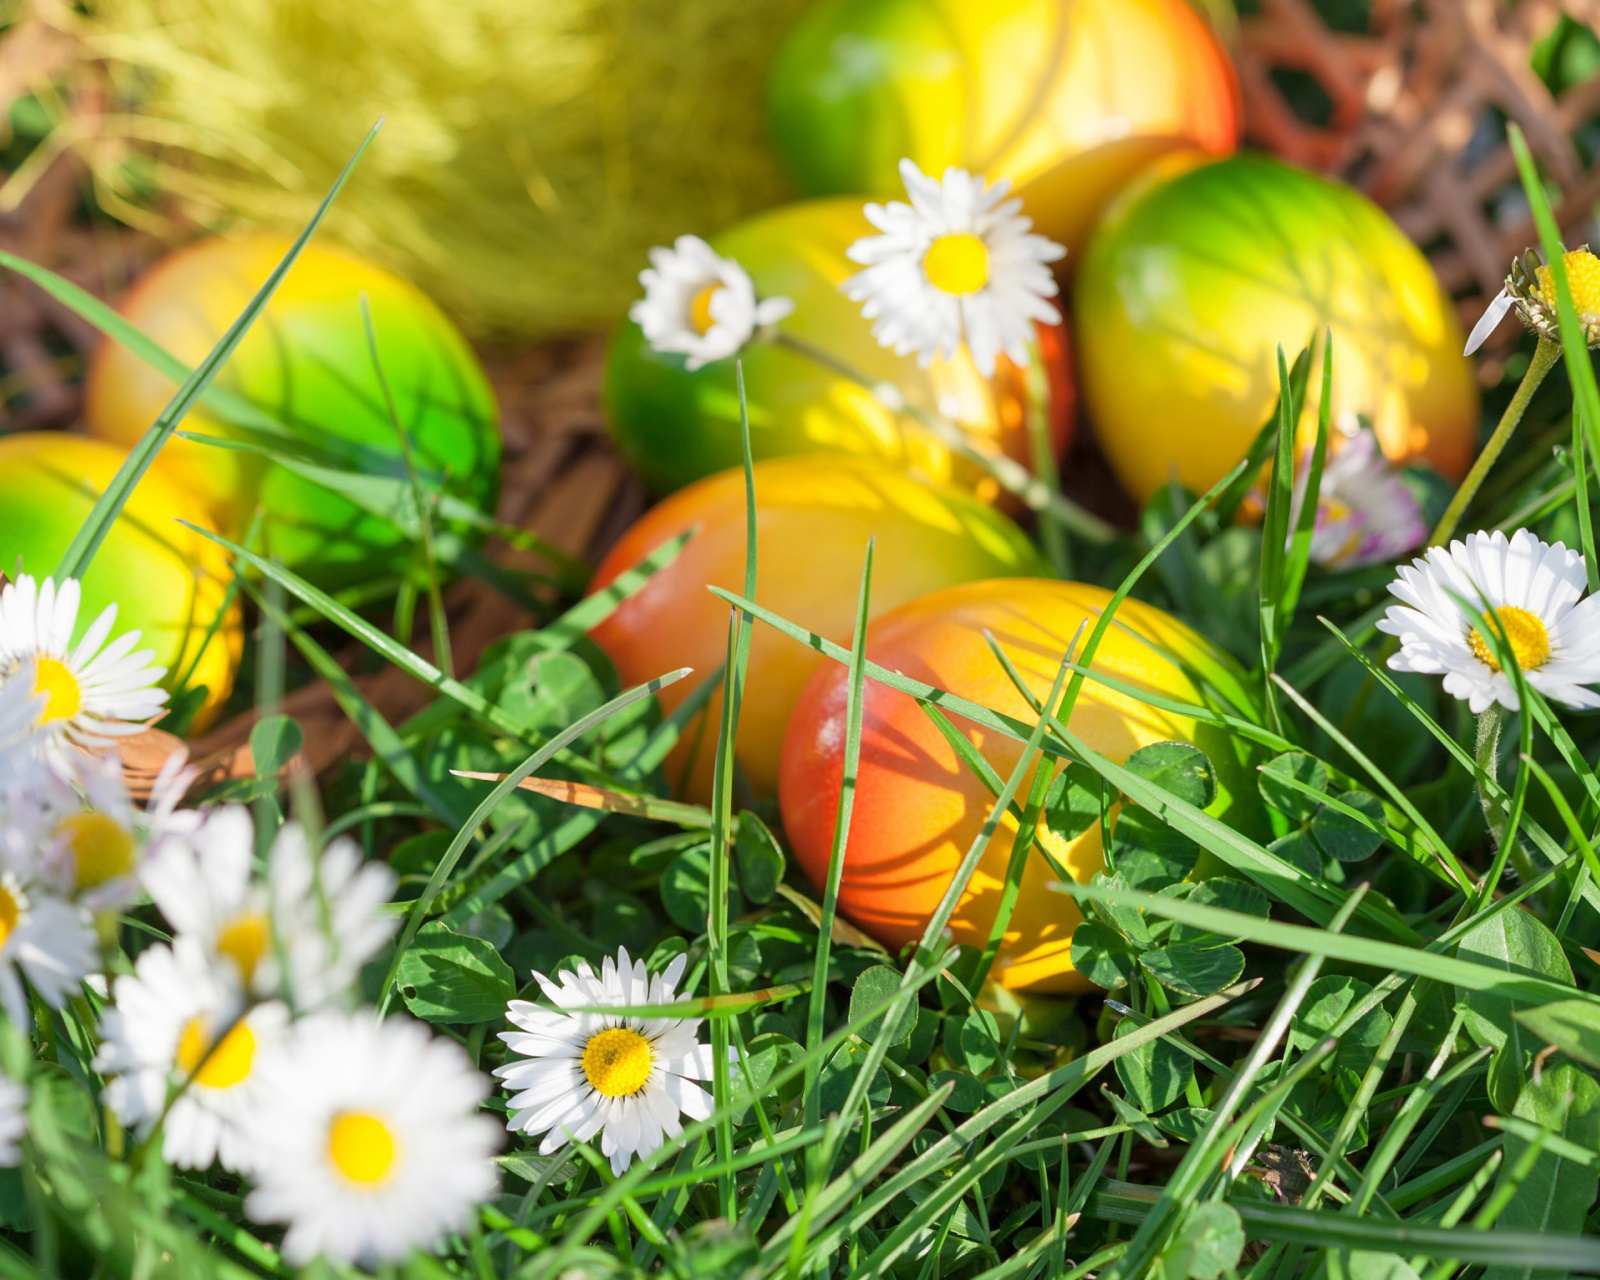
[[765, 0, 1240, 256], [0, 433, 243, 732], [603, 198, 1075, 499], [779, 578, 1253, 993], [83, 235, 502, 586], [587, 455, 1049, 803], [1075, 152, 1479, 506]]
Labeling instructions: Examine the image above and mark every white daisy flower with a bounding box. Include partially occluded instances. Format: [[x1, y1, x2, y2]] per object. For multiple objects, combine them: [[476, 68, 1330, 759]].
[[0, 1072, 27, 1166], [94, 935, 288, 1171], [0, 871, 97, 1026], [15, 749, 197, 910], [496, 947, 720, 1175], [0, 671, 51, 809], [1378, 528, 1600, 713], [629, 235, 794, 371], [241, 1010, 500, 1267], [0, 575, 168, 757], [1298, 430, 1426, 570], [141, 806, 396, 1009], [842, 158, 1065, 377]]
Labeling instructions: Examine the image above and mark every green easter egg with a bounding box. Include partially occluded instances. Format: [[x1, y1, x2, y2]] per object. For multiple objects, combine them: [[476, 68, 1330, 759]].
[[85, 235, 502, 587]]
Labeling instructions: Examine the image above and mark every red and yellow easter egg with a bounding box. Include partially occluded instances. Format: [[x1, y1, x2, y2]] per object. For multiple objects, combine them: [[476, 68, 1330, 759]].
[[0, 433, 243, 732], [765, 0, 1240, 256], [1074, 153, 1479, 506], [587, 456, 1049, 803], [84, 235, 502, 586], [779, 578, 1254, 993], [603, 198, 1074, 500]]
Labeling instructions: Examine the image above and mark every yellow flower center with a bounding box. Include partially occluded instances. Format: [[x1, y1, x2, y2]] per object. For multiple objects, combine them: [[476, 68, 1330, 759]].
[[1468, 605, 1551, 674], [327, 1111, 398, 1186], [32, 657, 82, 724], [0, 886, 19, 949], [217, 913, 270, 985], [923, 233, 990, 296], [175, 1017, 257, 1090], [1536, 249, 1600, 316], [689, 284, 722, 336], [581, 1026, 654, 1098], [56, 812, 136, 891]]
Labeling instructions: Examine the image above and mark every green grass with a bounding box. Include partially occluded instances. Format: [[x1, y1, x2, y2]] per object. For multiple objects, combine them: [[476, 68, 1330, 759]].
[[11, 121, 1600, 1280]]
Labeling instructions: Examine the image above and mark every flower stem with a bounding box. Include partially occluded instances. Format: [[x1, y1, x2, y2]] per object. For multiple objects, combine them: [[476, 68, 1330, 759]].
[[1431, 337, 1559, 547], [770, 331, 1115, 544], [1473, 704, 1509, 902]]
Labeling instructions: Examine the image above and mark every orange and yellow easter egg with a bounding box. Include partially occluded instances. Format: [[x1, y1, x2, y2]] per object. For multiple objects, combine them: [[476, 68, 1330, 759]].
[[603, 198, 1074, 500], [1074, 153, 1479, 506], [779, 578, 1253, 993], [586, 455, 1049, 803], [765, 0, 1240, 256], [0, 433, 243, 732], [84, 235, 501, 586]]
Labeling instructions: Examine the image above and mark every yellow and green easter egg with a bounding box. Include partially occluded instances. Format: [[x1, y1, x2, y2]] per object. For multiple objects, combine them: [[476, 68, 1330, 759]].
[[84, 235, 502, 586], [604, 198, 1075, 500], [0, 433, 243, 732], [765, 0, 1240, 256], [1075, 153, 1480, 506]]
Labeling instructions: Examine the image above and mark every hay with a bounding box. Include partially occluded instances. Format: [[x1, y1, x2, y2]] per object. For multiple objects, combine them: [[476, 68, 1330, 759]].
[[59, 0, 808, 334]]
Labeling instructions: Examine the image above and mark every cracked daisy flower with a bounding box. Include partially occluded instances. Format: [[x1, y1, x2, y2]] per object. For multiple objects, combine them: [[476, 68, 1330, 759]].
[[497, 948, 719, 1175], [95, 935, 288, 1171], [0, 866, 97, 1026], [0, 1072, 27, 1166], [241, 1010, 499, 1267], [842, 158, 1064, 377], [1378, 529, 1600, 713], [1464, 245, 1600, 355], [630, 235, 794, 371], [0, 575, 167, 757], [1299, 430, 1426, 570], [142, 806, 396, 1009]]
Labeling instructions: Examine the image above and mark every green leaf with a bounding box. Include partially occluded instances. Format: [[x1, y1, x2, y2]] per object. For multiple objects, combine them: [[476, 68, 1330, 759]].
[[1111, 808, 1202, 889], [1268, 830, 1323, 876], [1125, 742, 1217, 810], [661, 844, 718, 934], [734, 812, 785, 905], [1102, 1086, 1167, 1146], [1169, 878, 1270, 948], [1515, 999, 1600, 1069], [1140, 943, 1245, 999], [1457, 906, 1575, 1112], [1287, 975, 1393, 1076], [849, 966, 918, 1047], [1158, 1202, 1245, 1280], [1343, 1254, 1423, 1280], [250, 714, 302, 784], [944, 1010, 1001, 1075], [396, 922, 515, 1023], [1071, 920, 1140, 989], [1114, 1020, 1194, 1113], [678, 1220, 760, 1280], [1311, 790, 1387, 862], [1259, 751, 1329, 819], [1483, 1062, 1600, 1280], [1043, 761, 1106, 843], [927, 1069, 985, 1112]]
